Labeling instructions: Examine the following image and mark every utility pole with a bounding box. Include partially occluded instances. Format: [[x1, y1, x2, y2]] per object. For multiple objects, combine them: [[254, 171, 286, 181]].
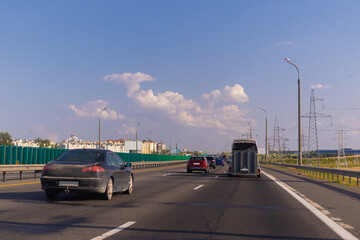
[[259, 106, 268, 162], [285, 58, 302, 166], [135, 122, 141, 153], [98, 107, 107, 149]]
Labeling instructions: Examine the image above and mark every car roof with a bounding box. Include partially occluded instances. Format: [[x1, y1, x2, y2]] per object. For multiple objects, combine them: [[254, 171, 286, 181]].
[[67, 148, 110, 153]]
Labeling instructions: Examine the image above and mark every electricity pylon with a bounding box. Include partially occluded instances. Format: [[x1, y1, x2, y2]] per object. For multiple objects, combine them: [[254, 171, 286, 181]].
[[302, 89, 331, 166], [337, 125, 347, 167], [270, 117, 287, 162]]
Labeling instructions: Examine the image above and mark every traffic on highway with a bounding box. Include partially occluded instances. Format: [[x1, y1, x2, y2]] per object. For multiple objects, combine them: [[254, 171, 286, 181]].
[[1, 160, 359, 240]]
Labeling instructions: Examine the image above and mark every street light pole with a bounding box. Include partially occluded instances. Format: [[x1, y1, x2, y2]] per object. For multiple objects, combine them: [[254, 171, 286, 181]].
[[136, 122, 141, 153], [98, 107, 108, 149], [284, 58, 302, 166], [259, 106, 268, 162]]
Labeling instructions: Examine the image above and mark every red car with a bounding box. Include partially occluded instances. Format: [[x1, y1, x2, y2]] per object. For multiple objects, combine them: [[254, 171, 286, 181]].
[[187, 156, 210, 173]]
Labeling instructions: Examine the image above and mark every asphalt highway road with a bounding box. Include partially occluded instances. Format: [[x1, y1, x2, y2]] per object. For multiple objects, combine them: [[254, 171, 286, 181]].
[[0, 164, 359, 240]]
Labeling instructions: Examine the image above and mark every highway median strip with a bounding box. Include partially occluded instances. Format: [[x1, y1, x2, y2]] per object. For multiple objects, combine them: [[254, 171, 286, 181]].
[[0, 181, 40, 187]]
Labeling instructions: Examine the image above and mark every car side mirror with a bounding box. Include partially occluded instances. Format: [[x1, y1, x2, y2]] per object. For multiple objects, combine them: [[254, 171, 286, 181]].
[[126, 162, 132, 168]]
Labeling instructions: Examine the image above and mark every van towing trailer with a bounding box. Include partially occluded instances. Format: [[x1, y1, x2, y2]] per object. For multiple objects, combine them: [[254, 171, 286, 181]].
[[228, 139, 261, 178]]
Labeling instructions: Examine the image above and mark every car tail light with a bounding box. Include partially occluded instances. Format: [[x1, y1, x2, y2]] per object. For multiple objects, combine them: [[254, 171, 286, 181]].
[[229, 167, 232, 172], [43, 164, 56, 171], [258, 168, 261, 173], [82, 166, 105, 172]]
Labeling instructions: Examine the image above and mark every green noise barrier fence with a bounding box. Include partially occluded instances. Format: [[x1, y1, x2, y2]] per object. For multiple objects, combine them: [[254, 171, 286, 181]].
[[0, 145, 190, 165]]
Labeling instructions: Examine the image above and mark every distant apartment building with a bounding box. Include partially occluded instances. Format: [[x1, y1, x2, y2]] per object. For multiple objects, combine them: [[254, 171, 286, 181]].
[[142, 140, 157, 154], [12, 134, 166, 154], [157, 143, 166, 153], [13, 139, 39, 147], [59, 135, 96, 149], [13, 139, 57, 148], [103, 139, 126, 152], [124, 140, 142, 153]]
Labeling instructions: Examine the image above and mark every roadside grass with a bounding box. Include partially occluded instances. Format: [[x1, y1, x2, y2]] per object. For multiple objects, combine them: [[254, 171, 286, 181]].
[[263, 164, 360, 189]]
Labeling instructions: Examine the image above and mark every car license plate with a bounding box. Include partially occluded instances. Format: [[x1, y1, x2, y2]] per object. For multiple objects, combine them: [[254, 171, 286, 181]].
[[58, 181, 79, 187], [193, 163, 200, 165]]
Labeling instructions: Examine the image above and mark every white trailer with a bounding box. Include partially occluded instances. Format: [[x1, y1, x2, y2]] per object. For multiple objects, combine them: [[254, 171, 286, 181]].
[[228, 139, 261, 177]]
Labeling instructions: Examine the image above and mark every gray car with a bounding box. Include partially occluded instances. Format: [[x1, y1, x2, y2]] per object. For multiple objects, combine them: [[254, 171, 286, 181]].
[[206, 156, 216, 169], [41, 149, 133, 200]]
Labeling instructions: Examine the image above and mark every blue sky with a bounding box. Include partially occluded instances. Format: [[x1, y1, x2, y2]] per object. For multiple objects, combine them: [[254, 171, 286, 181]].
[[1, 0, 360, 153]]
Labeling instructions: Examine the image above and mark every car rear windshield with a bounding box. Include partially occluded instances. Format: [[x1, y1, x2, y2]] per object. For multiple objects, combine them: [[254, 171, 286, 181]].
[[190, 157, 205, 161], [54, 150, 105, 163], [233, 143, 257, 151], [206, 157, 214, 160]]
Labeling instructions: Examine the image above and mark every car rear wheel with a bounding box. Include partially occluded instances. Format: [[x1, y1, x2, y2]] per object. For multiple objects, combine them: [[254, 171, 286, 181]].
[[124, 175, 133, 194], [104, 178, 113, 200], [45, 190, 59, 200]]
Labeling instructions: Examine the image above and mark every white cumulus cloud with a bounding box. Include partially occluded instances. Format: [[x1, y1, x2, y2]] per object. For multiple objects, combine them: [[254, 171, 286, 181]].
[[103, 72, 154, 97], [103, 72, 255, 134], [68, 100, 125, 120], [133, 89, 251, 133], [202, 84, 249, 103], [134, 89, 200, 114]]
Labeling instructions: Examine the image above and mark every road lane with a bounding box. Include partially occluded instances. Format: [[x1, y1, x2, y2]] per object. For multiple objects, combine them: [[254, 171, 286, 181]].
[[0, 164, 355, 239], [262, 165, 360, 238], [106, 166, 342, 239]]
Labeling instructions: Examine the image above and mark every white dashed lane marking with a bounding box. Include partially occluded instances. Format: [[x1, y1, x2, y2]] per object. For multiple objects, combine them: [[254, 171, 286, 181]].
[[91, 221, 136, 240], [193, 185, 204, 190]]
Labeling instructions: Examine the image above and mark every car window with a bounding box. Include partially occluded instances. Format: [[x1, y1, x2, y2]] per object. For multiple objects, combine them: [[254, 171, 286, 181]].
[[114, 153, 125, 167], [54, 150, 104, 162], [107, 152, 118, 166]]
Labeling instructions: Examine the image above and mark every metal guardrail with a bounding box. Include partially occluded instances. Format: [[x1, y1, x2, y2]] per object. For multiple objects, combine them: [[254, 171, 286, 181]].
[[0, 164, 44, 181], [262, 162, 360, 186], [0, 160, 188, 182]]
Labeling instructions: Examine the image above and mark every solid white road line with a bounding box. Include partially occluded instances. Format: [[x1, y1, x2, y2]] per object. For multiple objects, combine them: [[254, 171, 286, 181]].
[[193, 184, 204, 190], [262, 171, 358, 240], [91, 221, 136, 240]]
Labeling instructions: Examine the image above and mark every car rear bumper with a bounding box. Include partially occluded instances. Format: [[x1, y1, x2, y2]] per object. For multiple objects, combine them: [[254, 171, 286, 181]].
[[188, 166, 207, 171], [40, 176, 107, 193], [228, 172, 259, 176]]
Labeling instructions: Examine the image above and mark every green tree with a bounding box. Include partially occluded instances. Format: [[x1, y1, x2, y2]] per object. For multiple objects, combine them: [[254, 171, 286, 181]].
[[35, 137, 51, 148], [0, 132, 13, 145]]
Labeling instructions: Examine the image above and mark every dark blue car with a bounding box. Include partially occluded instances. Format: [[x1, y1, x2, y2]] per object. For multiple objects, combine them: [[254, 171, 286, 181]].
[[215, 158, 225, 166]]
